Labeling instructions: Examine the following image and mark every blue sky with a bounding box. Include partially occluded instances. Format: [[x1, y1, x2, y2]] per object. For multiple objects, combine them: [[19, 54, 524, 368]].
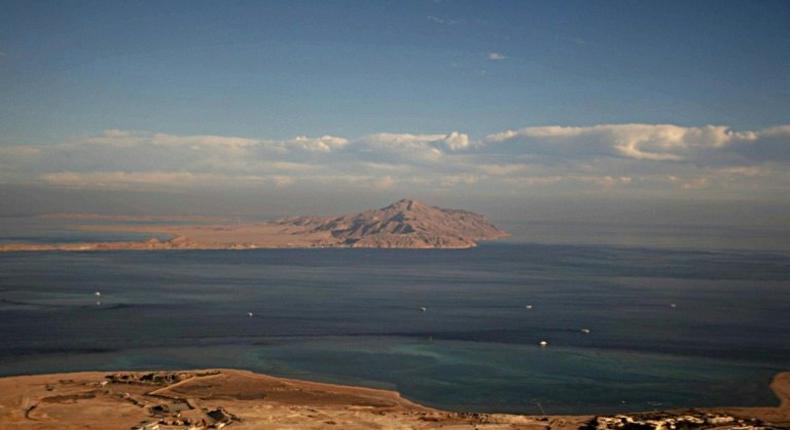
[[0, 1, 788, 219], [3, 0, 788, 142]]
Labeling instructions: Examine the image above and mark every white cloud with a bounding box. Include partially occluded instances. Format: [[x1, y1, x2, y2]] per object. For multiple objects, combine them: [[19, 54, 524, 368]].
[[351, 131, 470, 162], [284, 135, 349, 153], [373, 175, 395, 190], [85, 129, 258, 150], [38, 171, 293, 190], [0, 145, 41, 157], [475, 164, 527, 176], [483, 124, 768, 162], [427, 15, 459, 25], [0, 124, 786, 198], [487, 52, 506, 61], [443, 131, 470, 150], [439, 174, 479, 187]]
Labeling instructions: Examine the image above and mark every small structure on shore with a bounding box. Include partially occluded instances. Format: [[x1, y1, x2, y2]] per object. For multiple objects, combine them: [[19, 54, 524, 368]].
[[589, 411, 765, 430]]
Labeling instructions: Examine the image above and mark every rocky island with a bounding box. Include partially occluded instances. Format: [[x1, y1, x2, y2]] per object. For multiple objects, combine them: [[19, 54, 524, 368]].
[[0, 199, 509, 252]]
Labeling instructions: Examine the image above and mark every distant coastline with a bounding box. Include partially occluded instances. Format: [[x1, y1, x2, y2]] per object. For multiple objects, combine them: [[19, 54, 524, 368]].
[[0, 199, 509, 252]]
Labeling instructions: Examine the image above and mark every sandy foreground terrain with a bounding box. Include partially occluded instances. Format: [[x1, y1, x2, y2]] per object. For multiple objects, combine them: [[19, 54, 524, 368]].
[[0, 369, 787, 430]]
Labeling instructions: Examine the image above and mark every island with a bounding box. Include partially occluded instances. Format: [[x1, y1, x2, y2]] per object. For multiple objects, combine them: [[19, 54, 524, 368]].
[[0, 199, 509, 252], [0, 369, 788, 429]]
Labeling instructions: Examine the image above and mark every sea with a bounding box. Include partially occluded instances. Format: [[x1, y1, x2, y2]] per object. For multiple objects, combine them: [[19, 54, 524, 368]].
[[0, 217, 789, 414]]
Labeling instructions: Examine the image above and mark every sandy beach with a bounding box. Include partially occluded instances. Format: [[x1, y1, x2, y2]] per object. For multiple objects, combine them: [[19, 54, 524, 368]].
[[0, 369, 787, 430]]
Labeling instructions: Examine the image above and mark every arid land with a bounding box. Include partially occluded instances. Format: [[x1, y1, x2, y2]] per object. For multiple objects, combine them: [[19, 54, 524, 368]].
[[0, 369, 788, 430], [0, 199, 509, 252]]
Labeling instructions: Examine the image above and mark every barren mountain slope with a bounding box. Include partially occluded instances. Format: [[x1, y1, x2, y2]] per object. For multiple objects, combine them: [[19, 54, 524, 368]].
[[278, 199, 509, 248], [1, 199, 508, 251]]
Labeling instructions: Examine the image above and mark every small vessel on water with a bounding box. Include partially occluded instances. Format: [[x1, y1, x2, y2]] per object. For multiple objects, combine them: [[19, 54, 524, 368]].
[[419, 307, 427, 312], [94, 291, 101, 297], [247, 312, 254, 317], [539, 340, 548, 347], [525, 304, 533, 310], [581, 328, 591, 334]]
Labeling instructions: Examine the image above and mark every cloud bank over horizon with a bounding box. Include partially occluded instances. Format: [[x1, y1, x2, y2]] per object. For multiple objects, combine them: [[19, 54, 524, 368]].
[[1, 123, 788, 200]]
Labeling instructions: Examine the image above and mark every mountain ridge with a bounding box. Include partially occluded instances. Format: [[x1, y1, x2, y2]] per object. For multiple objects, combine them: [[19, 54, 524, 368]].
[[275, 199, 508, 248], [0, 199, 508, 251]]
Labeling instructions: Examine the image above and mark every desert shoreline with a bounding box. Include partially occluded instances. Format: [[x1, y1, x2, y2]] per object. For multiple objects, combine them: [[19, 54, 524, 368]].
[[0, 238, 485, 252], [0, 368, 788, 430], [0, 200, 511, 252]]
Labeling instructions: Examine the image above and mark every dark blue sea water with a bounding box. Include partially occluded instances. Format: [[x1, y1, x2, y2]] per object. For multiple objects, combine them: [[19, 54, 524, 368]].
[[1, 238, 789, 414]]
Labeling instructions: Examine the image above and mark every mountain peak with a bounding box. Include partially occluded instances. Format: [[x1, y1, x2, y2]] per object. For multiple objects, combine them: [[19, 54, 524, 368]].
[[384, 198, 426, 211], [299, 199, 509, 248]]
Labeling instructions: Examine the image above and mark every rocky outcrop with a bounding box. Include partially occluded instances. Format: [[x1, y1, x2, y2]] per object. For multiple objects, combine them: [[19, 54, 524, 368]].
[[278, 199, 508, 248], [0, 199, 508, 251], [585, 411, 775, 430]]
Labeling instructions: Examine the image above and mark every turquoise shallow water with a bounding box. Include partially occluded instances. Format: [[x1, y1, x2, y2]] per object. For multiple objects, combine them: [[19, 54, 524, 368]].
[[0, 244, 789, 414]]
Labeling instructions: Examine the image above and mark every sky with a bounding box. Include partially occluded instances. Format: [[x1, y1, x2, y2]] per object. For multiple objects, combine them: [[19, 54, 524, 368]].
[[1, 0, 789, 224]]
